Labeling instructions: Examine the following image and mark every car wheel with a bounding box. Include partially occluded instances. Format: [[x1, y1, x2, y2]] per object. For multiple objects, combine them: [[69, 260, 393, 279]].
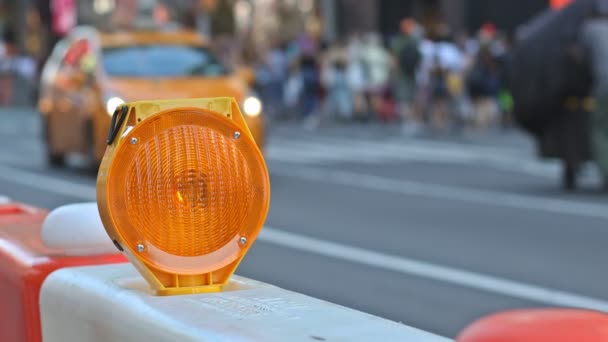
[[84, 119, 98, 172], [562, 162, 577, 191], [47, 152, 65, 167], [42, 116, 65, 167], [84, 119, 100, 174]]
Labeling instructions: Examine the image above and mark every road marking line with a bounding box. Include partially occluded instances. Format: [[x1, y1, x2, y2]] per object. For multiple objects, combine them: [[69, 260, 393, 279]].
[[260, 226, 608, 311], [0, 165, 96, 200], [271, 134, 527, 157], [272, 135, 528, 160], [1, 162, 607, 310], [267, 137, 562, 179], [1, 160, 606, 220], [270, 164, 608, 219], [268, 137, 514, 164]]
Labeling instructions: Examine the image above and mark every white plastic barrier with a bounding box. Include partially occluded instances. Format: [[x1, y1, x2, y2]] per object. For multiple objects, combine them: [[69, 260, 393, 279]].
[[40, 263, 452, 342], [41, 203, 116, 256]]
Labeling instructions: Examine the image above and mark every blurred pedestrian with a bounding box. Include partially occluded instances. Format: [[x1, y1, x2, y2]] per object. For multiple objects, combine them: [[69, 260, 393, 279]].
[[264, 40, 289, 119], [0, 29, 17, 105], [494, 33, 514, 129], [391, 18, 421, 129], [321, 41, 353, 121], [412, 25, 466, 134], [346, 33, 367, 118], [426, 25, 465, 133], [467, 24, 502, 129], [582, 0, 608, 187], [452, 30, 477, 130], [299, 53, 321, 129], [283, 59, 302, 118], [360, 33, 391, 121], [438, 31, 467, 133], [0, 30, 36, 106], [410, 31, 438, 134]]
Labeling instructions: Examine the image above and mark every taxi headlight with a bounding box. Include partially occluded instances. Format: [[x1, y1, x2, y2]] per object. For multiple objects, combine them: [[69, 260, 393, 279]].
[[97, 97, 270, 296], [106, 96, 125, 115], [243, 96, 262, 117]]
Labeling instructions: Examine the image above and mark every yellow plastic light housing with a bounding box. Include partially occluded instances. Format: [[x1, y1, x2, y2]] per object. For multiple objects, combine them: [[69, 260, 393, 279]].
[[97, 97, 270, 295]]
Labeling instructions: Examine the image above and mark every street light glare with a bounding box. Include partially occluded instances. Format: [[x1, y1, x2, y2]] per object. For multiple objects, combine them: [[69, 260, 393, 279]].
[[243, 97, 262, 117], [93, 0, 115, 14], [106, 97, 124, 115]]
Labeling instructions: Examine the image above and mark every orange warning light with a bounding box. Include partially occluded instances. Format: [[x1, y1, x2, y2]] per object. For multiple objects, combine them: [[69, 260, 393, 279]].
[[97, 98, 270, 295]]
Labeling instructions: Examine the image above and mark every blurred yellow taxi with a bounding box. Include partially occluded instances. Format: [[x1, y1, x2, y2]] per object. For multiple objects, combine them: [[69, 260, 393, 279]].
[[38, 27, 264, 167]]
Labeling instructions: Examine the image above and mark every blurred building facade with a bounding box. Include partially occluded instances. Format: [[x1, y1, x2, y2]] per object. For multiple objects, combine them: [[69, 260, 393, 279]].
[[0, 0, 560, 50], [0, 0, 574, 65], [333, 0, 552, 38]]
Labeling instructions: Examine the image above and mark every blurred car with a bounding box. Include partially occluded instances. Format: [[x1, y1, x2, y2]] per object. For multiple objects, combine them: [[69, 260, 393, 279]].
[[38, 27, 264, 167]]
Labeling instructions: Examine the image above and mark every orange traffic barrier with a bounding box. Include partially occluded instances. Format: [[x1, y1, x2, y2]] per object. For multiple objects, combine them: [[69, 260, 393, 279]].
[[0, 203, 42, 223], [457, 309, 608, 342], [0, 202, 126, 342]]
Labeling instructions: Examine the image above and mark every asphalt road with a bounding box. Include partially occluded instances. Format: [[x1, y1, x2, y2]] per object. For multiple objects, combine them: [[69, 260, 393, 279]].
[[3, 108, 608, 338]]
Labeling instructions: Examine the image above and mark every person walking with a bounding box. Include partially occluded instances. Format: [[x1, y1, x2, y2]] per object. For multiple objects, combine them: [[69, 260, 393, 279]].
[[392, 18, 422, 131], [0, 29, 18, 105], [299, 53, 321, 129], [0, 30, 36, 106], [346, 34, 367, 119], [582, 0, 608, 188], [321, 42, 353, 121], [360, 32, 391, 121]]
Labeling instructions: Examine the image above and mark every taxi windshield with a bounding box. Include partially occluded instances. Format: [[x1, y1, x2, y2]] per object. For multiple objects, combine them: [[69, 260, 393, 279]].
[[102, 45, 228, 78]]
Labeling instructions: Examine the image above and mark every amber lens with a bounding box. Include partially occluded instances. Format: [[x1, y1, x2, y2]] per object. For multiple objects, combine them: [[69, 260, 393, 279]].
[[105, 108, 269, 273]]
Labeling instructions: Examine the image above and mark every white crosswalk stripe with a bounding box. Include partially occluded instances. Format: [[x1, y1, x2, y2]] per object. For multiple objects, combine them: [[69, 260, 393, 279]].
[[266, 135, 567, 179]]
